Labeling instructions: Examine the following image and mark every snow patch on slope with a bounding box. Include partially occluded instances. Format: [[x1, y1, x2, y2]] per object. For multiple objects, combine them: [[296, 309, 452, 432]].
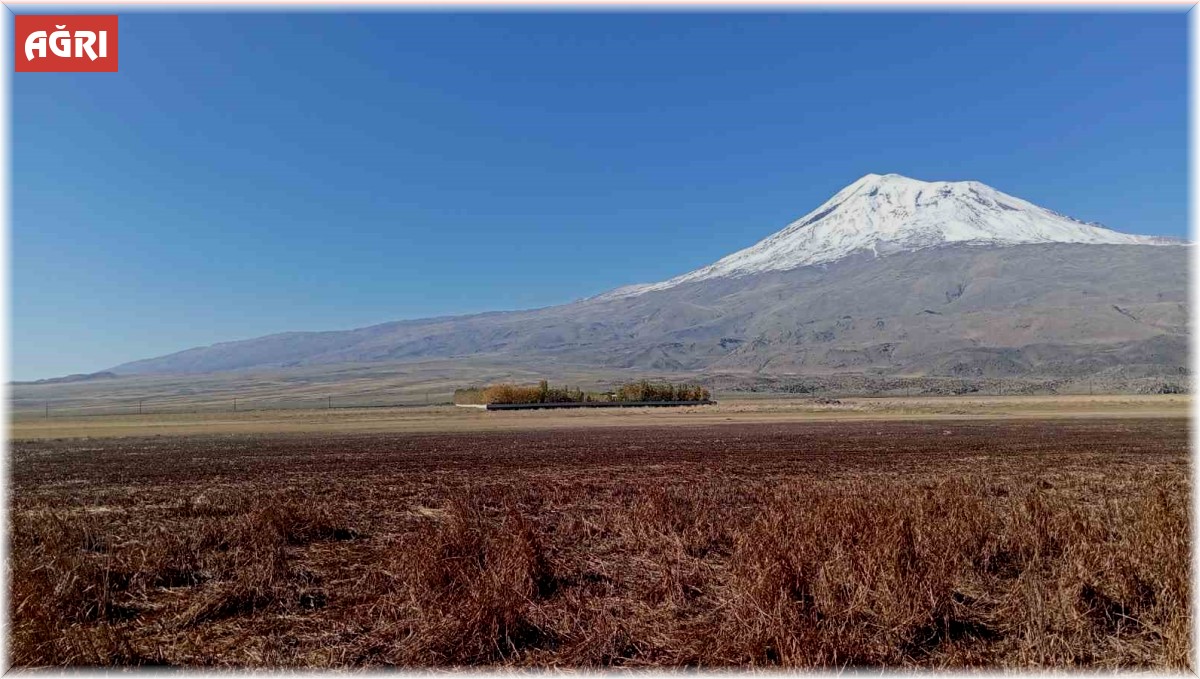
[[603, 173, 1177, 299]]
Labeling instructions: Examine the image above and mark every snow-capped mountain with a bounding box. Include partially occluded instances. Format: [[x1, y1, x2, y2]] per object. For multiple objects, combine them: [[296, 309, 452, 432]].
[[103, 173, 1186, 380], [609, 173, 1174, 297]]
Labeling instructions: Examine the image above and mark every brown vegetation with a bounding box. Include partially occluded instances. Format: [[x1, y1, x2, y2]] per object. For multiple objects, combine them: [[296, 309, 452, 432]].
[[454, 380, 710, 405], [8, 419, 1190, 668]]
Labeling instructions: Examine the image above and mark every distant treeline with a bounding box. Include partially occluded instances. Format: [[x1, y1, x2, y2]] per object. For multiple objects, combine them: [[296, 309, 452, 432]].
[[454, 380, 711, 406]]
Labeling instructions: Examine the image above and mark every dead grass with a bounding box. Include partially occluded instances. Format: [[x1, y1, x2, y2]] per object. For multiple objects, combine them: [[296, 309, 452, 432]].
[[7, 419, 1191, 668]]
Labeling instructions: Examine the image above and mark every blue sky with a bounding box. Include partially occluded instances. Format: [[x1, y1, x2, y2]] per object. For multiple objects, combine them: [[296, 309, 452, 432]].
[[12, 11, 1188, 380]]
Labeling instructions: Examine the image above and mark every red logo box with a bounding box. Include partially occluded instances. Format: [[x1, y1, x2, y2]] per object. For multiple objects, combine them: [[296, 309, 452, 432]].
[[15, 15, 118, 72]]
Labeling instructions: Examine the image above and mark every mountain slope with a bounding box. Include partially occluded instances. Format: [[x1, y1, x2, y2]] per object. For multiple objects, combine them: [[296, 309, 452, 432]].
[[110, 175, 1187, 379], [607, 173, 1172, 297]]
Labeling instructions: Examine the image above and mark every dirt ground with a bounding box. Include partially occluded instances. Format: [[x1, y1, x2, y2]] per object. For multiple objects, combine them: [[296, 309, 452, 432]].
[[8, 417, 1191, 668], [9, 394, 1189, 440]]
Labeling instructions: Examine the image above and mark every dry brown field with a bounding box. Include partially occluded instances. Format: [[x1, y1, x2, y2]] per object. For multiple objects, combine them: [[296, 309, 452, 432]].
[[8, 415, 1190, 669], [9, 394, 1188, 440]]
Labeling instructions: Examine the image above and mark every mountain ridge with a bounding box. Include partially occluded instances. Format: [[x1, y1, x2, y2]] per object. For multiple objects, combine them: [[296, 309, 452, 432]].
[[603, 173, 1178, 298], [106, 175, 1187, 379]]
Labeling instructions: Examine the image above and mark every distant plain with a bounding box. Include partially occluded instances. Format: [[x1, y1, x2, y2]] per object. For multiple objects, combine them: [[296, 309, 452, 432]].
[[11, 393, 1188, 440]]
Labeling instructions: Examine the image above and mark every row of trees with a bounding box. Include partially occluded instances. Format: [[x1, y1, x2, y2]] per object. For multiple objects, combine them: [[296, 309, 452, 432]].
[[453, 380, 711, 405], [614, 380, 710, 403]]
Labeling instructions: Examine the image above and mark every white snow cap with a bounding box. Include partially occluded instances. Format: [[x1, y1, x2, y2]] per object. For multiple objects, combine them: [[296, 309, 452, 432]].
[[608, 173, 1177, 298]]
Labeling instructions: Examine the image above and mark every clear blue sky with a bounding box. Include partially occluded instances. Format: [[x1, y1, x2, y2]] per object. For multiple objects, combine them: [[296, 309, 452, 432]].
[[13, 11, 1188, 380]]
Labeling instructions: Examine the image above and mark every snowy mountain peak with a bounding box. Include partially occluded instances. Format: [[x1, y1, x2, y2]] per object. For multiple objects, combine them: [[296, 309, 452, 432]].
[[606, 173, 1177, 298]]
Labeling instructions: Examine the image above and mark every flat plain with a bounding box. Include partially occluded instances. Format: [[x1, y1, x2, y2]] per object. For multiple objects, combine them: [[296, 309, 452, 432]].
[[8, 396, 1191, 668], [9, 394, 1188, 440]]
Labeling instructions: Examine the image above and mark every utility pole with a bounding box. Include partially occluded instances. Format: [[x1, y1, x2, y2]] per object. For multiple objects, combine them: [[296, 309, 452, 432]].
[[44, 402, 48, 419], [139, 399, 143, 415], [233, 398, 237, 412], [327, 396, 332, 409]]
